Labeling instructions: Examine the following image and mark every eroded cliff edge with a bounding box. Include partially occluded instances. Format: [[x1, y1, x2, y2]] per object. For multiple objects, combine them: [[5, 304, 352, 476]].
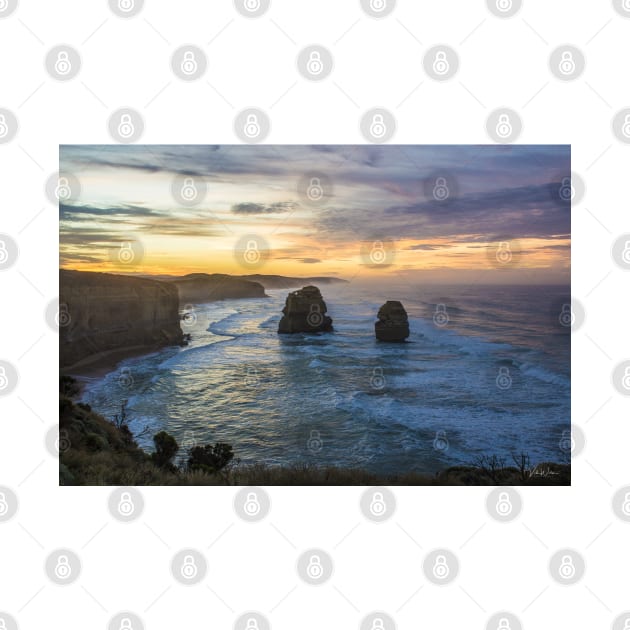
[[60, 270, 183, 370]]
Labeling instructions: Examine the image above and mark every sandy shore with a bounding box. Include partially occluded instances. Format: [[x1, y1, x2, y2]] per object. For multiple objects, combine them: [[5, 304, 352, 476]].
[[62, 344, 173, 395]]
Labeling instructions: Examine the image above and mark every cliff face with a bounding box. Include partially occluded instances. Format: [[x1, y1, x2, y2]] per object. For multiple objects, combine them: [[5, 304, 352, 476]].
[[278, 285, 333, 334], [170, 273, 267, 302], [60, 270, 183, 369]]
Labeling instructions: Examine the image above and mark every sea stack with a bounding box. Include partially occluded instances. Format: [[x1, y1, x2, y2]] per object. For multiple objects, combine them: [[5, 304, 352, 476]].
[[375, 301, 409, 342], [278, 285, 333, 334]]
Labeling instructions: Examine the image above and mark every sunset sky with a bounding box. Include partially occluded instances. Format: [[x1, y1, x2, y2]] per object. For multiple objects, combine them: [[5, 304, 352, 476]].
[[59, 144, 570, 283]]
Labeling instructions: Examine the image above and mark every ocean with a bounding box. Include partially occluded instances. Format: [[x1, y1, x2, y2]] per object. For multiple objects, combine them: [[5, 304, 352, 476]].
[[80, 283, 571, 475]]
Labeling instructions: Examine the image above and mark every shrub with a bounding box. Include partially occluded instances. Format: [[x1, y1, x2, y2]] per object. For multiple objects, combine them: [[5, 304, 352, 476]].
[[151, 431, 179, 471], [187, 443, 234, 474], [60, 375, 79, 397]]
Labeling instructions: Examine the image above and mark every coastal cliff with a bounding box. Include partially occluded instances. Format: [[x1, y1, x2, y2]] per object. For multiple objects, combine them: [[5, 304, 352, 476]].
[[169, 273, 267, 302], [60, 270, 183, 370]]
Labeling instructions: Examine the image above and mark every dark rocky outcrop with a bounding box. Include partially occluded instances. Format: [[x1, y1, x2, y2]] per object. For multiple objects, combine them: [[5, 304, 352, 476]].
[[278, 285, 333, 334], [60, 270, 183, 369], [375, 301, 409, 342], [169, 273, 267, 302]]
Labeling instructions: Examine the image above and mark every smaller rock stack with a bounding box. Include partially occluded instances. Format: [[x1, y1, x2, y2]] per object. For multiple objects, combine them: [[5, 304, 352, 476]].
[[277, 285, 333, 334], [375, 301, 409, 342]]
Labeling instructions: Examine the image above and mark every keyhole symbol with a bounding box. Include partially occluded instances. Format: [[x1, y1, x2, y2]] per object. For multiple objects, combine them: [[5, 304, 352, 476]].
[[244, 240, 260, 264]]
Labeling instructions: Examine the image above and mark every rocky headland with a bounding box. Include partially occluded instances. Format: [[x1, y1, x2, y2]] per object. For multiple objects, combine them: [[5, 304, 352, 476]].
[[375, 300, 410, 342], [60, 270, 183, 371], [278, 285, 333, 334], [169, 273, 267, 303]]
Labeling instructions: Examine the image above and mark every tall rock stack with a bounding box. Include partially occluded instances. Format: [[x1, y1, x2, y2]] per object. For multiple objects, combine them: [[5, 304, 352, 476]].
[[375, 301, 409, 342], [277, 286, 333, 334]]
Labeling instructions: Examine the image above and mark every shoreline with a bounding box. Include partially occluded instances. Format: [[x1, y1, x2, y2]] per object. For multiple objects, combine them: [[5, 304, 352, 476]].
[[62, 343, 178, 395]]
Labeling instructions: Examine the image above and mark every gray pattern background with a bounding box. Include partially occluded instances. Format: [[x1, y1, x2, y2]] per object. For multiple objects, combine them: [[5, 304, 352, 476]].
[[0, 0, 629, 628]]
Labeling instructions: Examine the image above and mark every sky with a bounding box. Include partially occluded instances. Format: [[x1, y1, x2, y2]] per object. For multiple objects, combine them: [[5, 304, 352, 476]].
[[59, 144, 570, 283]]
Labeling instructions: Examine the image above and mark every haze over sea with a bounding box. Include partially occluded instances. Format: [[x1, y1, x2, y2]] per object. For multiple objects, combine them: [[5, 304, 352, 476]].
[[81, 282, 570, 475]]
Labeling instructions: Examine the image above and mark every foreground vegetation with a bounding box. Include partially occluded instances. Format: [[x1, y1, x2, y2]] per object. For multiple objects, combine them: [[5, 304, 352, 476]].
[[59, 377, 569, 486]]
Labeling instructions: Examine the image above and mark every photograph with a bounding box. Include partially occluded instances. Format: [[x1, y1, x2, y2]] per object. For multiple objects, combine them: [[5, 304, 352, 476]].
[[58, 144, 571, 485]]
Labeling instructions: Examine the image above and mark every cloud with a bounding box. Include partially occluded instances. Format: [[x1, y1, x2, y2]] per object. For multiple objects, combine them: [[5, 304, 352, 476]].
[[231, 201, 298, 214], [406, 244, 445, 251], [298, 258, 321, 264]]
